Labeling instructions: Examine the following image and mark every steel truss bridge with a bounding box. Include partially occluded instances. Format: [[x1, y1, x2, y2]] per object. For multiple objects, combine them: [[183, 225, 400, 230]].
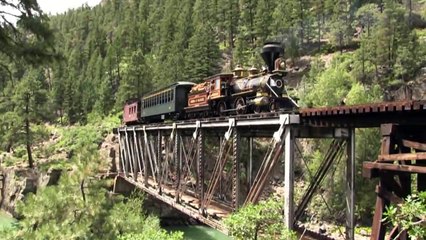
[[113, 100, 426, 240]]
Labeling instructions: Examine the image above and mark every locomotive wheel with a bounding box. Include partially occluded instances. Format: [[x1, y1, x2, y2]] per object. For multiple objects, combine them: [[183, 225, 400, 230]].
[[218, 101, 227, 116], [269, 101, 279, 112], [253, 105, 262, 114], [234, 97, 247, 114]]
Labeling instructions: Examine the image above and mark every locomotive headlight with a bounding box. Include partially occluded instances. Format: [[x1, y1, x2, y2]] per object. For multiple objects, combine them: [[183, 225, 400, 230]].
[[270, 79, 277, 87], [275, 79, 283, 88]]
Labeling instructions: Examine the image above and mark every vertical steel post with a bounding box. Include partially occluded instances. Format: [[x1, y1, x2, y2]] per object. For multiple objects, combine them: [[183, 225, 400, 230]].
[[128, 132, 136, 178], [232, 128, 240, 210], [346, 128, 355, 240], [284, 126, 294, 230], [249, 137, 253, 188], [124, 130, 133, 176], [147, 134, 157, 182], [133, 129, 141, 181], [118, 131, 126, 175], [219, 136, 223, 197], [157, 131, 162, 194], [142, 130, 149, 186], [136, 131, 146, 183], [175, 130, 181, 203], [197, 128, 205, 213]]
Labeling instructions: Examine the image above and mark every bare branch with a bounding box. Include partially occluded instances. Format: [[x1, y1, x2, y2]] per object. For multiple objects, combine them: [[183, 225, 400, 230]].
[[0, 10, 20, 18]]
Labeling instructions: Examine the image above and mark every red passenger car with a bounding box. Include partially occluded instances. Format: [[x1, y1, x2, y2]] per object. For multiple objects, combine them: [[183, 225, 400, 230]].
[[123, 99, 140, 124]]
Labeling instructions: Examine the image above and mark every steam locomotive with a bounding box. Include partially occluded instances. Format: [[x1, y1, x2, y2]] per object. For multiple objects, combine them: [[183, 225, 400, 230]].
[[123, 42, 298, 124]]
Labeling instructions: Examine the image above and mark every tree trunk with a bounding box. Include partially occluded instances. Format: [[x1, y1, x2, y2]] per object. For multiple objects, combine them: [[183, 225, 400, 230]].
[[407, 0, 412, 27], [362, 46, 365, 82], [299, 1, 304, 45], [249, 3, 254, 45], [25, 94, 33, 168], [375, 63, 379, 80], [318, 14, 322, 52], [229, 7, 234, 69]]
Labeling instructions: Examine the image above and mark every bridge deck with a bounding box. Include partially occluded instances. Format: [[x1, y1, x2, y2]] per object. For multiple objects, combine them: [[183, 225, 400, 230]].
[[300, 99, 426, 127], [115, 100, 426, 131]]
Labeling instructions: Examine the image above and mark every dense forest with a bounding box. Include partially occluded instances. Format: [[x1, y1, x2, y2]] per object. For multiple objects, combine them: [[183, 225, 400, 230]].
[[0, 0, 425, 239], [1, 0, 425, 127]]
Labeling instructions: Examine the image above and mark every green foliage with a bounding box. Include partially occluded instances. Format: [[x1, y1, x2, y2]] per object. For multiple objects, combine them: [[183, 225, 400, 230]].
[[298, 52, 382, 221], [2, 0, 422, 125], [11, 180, 181, 240], [1, 1, 425, 236], [354, 4, 380, 37], [3, 114, 181, 239], [327, 0, 353, 49], [0, 0, 57, 64], [383, 192, 426, 239], [118, 218, 184, 240], [224, 197, 297, 240], [300, 55, 353, 107]]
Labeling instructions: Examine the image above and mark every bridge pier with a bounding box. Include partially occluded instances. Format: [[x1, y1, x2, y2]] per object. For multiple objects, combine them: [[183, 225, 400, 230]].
[[284, 124, 295, 230], [197, 126, 205, 214], [231, 127, 240, 210], [346, 128, 355, 240], [364, 124, 426, 240]]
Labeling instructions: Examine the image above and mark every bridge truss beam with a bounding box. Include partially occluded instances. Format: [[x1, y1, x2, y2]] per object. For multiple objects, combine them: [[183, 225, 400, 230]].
[[114, 114, 356, 239]]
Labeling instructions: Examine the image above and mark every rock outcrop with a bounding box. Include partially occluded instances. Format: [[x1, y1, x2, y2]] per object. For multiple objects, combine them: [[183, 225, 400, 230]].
[[0, 167, 62, 218]]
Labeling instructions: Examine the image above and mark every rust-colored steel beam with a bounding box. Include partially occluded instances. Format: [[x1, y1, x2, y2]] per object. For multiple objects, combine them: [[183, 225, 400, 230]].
[[231, 129, 240, 210], [203, 138, 232, 209], [300, 100, 426, 117], [197, 129, 205, 213], [401, 139, 426, 151], [300, 100, 426, 127], [363, 162, 426, 174], [294, 139, 346, 222], [377, 152, 426, 161], [243, 139, 283, 204]]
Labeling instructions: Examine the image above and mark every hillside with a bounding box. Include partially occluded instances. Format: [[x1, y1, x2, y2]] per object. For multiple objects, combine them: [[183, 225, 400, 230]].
[[40, 0, 426, 123], [0, 0, 426, 239]]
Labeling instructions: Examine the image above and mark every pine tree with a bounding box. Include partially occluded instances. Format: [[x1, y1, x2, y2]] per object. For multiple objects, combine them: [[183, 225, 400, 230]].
[[272, 0, 297, 36], [374, 0, 407, 69], [115, 49, 152, 109], [12, 68, 49, 168], [170, 0, 195, 82], [217, 0, 239, 53], [51, 63, 66, 122], [354, 3, 380, 37], [185, 0, 221, 82], [151, 0, 180, 87], [238, 0, 257, 45], [328, 0, 353, 52], [0, 0, 56, 64], [254, 0, 275, 46], [233, 0, 257, 66]]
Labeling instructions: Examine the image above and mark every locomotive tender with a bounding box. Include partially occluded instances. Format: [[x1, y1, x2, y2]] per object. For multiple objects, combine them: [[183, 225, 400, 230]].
[[123, 42, 298, 124]]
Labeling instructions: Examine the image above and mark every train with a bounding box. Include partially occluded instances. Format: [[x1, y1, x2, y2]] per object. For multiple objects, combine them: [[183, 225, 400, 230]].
[[123, 42, 299, 124]]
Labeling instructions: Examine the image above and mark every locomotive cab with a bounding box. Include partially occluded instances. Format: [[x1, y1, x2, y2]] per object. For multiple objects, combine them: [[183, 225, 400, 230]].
[[186, 73, 233, 116]]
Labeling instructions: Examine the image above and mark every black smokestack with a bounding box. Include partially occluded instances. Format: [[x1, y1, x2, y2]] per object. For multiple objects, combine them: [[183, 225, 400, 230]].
[[260, 42, 284, 73]]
